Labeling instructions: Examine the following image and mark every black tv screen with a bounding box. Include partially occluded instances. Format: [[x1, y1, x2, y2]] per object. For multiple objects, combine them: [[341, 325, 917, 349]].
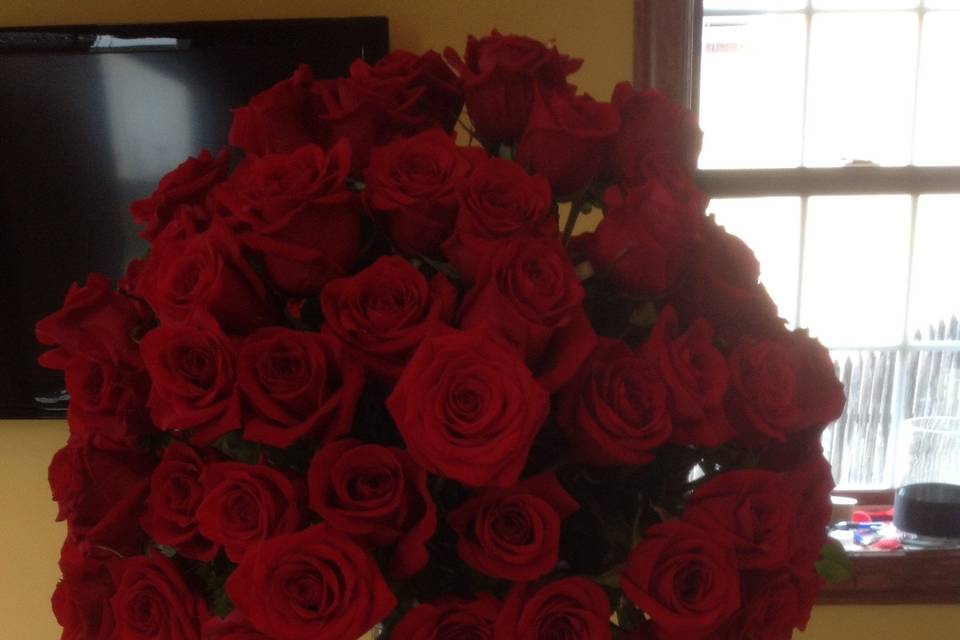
[[0, 18, 388, 417]]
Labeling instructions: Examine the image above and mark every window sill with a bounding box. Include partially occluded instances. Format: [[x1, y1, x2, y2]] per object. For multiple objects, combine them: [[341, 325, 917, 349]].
[[818, 547, 960, 604]]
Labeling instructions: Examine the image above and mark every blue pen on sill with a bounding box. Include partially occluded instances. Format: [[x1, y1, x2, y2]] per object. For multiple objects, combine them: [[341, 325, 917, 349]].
[[831, 521, 884, 531]]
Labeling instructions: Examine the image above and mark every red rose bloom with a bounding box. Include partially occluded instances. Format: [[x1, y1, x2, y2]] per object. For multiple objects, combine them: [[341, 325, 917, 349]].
[[620, 520, 740, 638], [727, 328, 846, 443], [683, 470, 797, 570], [444, 30, 582, 145], [52, 542, 117, 640], [782, 451, 836, 567], [214, 141, 362, 296], [494, 577, 612, 640], [226, 524, 396, 640], [713, 568, 822, 640], [204, 611, 272, 640], [135, 223, 276, 335], [442, 156, 556, 278], [140, 317, 242, 446], [237, 327, 364, 448], [319, 256, 457, 380], [228, 64, 319, 157], [149, 203, 215, 254], [386, 327, 549, 487], [49, 443, 155, 556], [108, 553, 204, 640], [642, 306, 734, 448], [458, 236, 596, 391], [516, 88, 620, 199], [310, 77, 385, 172], [130, 148, 230, 242], [364, 128, 475, 257], [392, 595, 501, 640], [196, 461, 303, 563], [308, 439, 437, 579], [141, 443, 218, 562], [556, 337, 671, 466], [447, 471, 578, 581]]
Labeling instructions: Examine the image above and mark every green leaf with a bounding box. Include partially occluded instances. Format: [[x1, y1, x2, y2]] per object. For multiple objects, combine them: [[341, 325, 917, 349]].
[[815, 539, 851, 584]]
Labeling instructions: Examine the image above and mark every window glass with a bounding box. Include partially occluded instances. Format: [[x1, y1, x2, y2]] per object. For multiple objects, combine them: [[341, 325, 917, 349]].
[[705, 0, 808, 9], [914, 11, 960, 165], [813, 0, 918, 8], [908, 195, 960, 341]]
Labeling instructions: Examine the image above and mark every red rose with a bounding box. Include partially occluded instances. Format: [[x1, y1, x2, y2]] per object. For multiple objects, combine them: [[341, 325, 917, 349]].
[[49, 443, 155, 556], [458, 236, 596, 391], [226, 524, 396, 640], [310, 77, 385, 172], [149, 203, 215, 254], [228, 64, 319, 157], [36, 273, 149, 371], [214, 141, 362, 296], [516, 88, 620, 200], [579, 174, 704, 296], [203, 611, 271, 640], [783, 451, 836, 567], [348, 49, 464, 134], [308, 439, 436, 579], [620, 520, 740, 638], [364, 129, 475, 257], [641, 306, 734, 448], [140, 317, 242, 446], [605, 83, 702, 182], [683, 470, 797, 570], [52, 542, 116, 640], [675, 216, 782, 342], [727, 329, 846, 443], [135, 223, 276, 335], [392, 595, 500, 640], [108, 553, 204, 640], [712, 568, 822, 640], [386, 327, 549, 487], [444, 30, 582, 145], [130, 148, 230, 242], [196, 461, 303, 563], [141, 443, 218, 562], [556, 337, 671, 466], [319, 256, 457, 380], [442, 156, 556, 278], [236, 327, 364, 448], [494, 577, 612, 640], [447, 471, 578, 581]]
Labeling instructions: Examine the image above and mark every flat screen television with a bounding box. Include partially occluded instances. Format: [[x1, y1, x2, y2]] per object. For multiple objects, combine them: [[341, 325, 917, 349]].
[[0, 18, 389, 417]]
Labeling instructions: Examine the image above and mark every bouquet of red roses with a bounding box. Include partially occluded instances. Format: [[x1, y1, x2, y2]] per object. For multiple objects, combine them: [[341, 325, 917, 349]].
[[38, 30, 846, 640]]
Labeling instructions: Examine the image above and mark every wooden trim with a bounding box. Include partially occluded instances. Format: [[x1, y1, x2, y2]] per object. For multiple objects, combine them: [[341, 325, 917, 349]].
[[696, 166, 960, 198], [634, 0, 702, 109], [819, 548, 960, 604]]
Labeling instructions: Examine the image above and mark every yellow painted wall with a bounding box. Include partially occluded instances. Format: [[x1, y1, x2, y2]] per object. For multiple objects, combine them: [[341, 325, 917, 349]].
[[1, 1, 958, 638]]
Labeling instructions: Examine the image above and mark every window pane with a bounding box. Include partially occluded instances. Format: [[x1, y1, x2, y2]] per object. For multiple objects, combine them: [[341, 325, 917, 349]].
[[823, 349, 900, 487], [914, 11, 960, 165], [804, 12, 918, 166], [800, 195, 911, 346], [705, 0, 808, 9], [925, 1, 960, 8], [903, 351, 960, 420], [699, 14, 806, 168], [708, 197, 801, 325], [908, 195, 960, 341], [813, 0, 918, 8]]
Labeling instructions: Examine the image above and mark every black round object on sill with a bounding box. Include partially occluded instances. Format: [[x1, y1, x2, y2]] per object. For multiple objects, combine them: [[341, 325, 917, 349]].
[[894, 483, 960, 539]]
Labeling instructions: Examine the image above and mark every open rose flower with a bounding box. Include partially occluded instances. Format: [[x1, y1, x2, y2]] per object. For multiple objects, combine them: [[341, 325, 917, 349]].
[[386, 327, 549, 487], [444, 30, 582, 145], [364, 128, 476, 257], [237, 327, 364, 448], [141, 443, 218, 562], [621, 520, 740, 638], [447, 471, 578, 581], [393, 595, 500, 640], [516, 87, 620, 199], [49, 443, 155, 556], [642, 306, 734, 448], [108, 553, 204, 640], [140, 317, 242, 446], [442, 156, 556, 278], [713, 568, 821, 640], [52, 542, 117, 640], [131, 148, 230, 242], [228, 64, 319, 157], [213, 141, 362, 296], [494, 577, 612, 640], [459, 236, 597, 391], [319, 256, 457, 380], [204, 611, 272, 640], [556, 337, 671, 466], [308, 439, 436, 579], [196, 461, 304, 562], [226, 524, 396, 640]]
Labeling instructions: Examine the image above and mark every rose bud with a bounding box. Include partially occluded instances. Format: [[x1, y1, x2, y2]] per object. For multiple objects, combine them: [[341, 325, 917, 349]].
[[494, 577, 612, 640]]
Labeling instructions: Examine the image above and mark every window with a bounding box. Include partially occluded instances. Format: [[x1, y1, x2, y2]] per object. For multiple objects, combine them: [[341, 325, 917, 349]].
[[644, 0, 960, 488]]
